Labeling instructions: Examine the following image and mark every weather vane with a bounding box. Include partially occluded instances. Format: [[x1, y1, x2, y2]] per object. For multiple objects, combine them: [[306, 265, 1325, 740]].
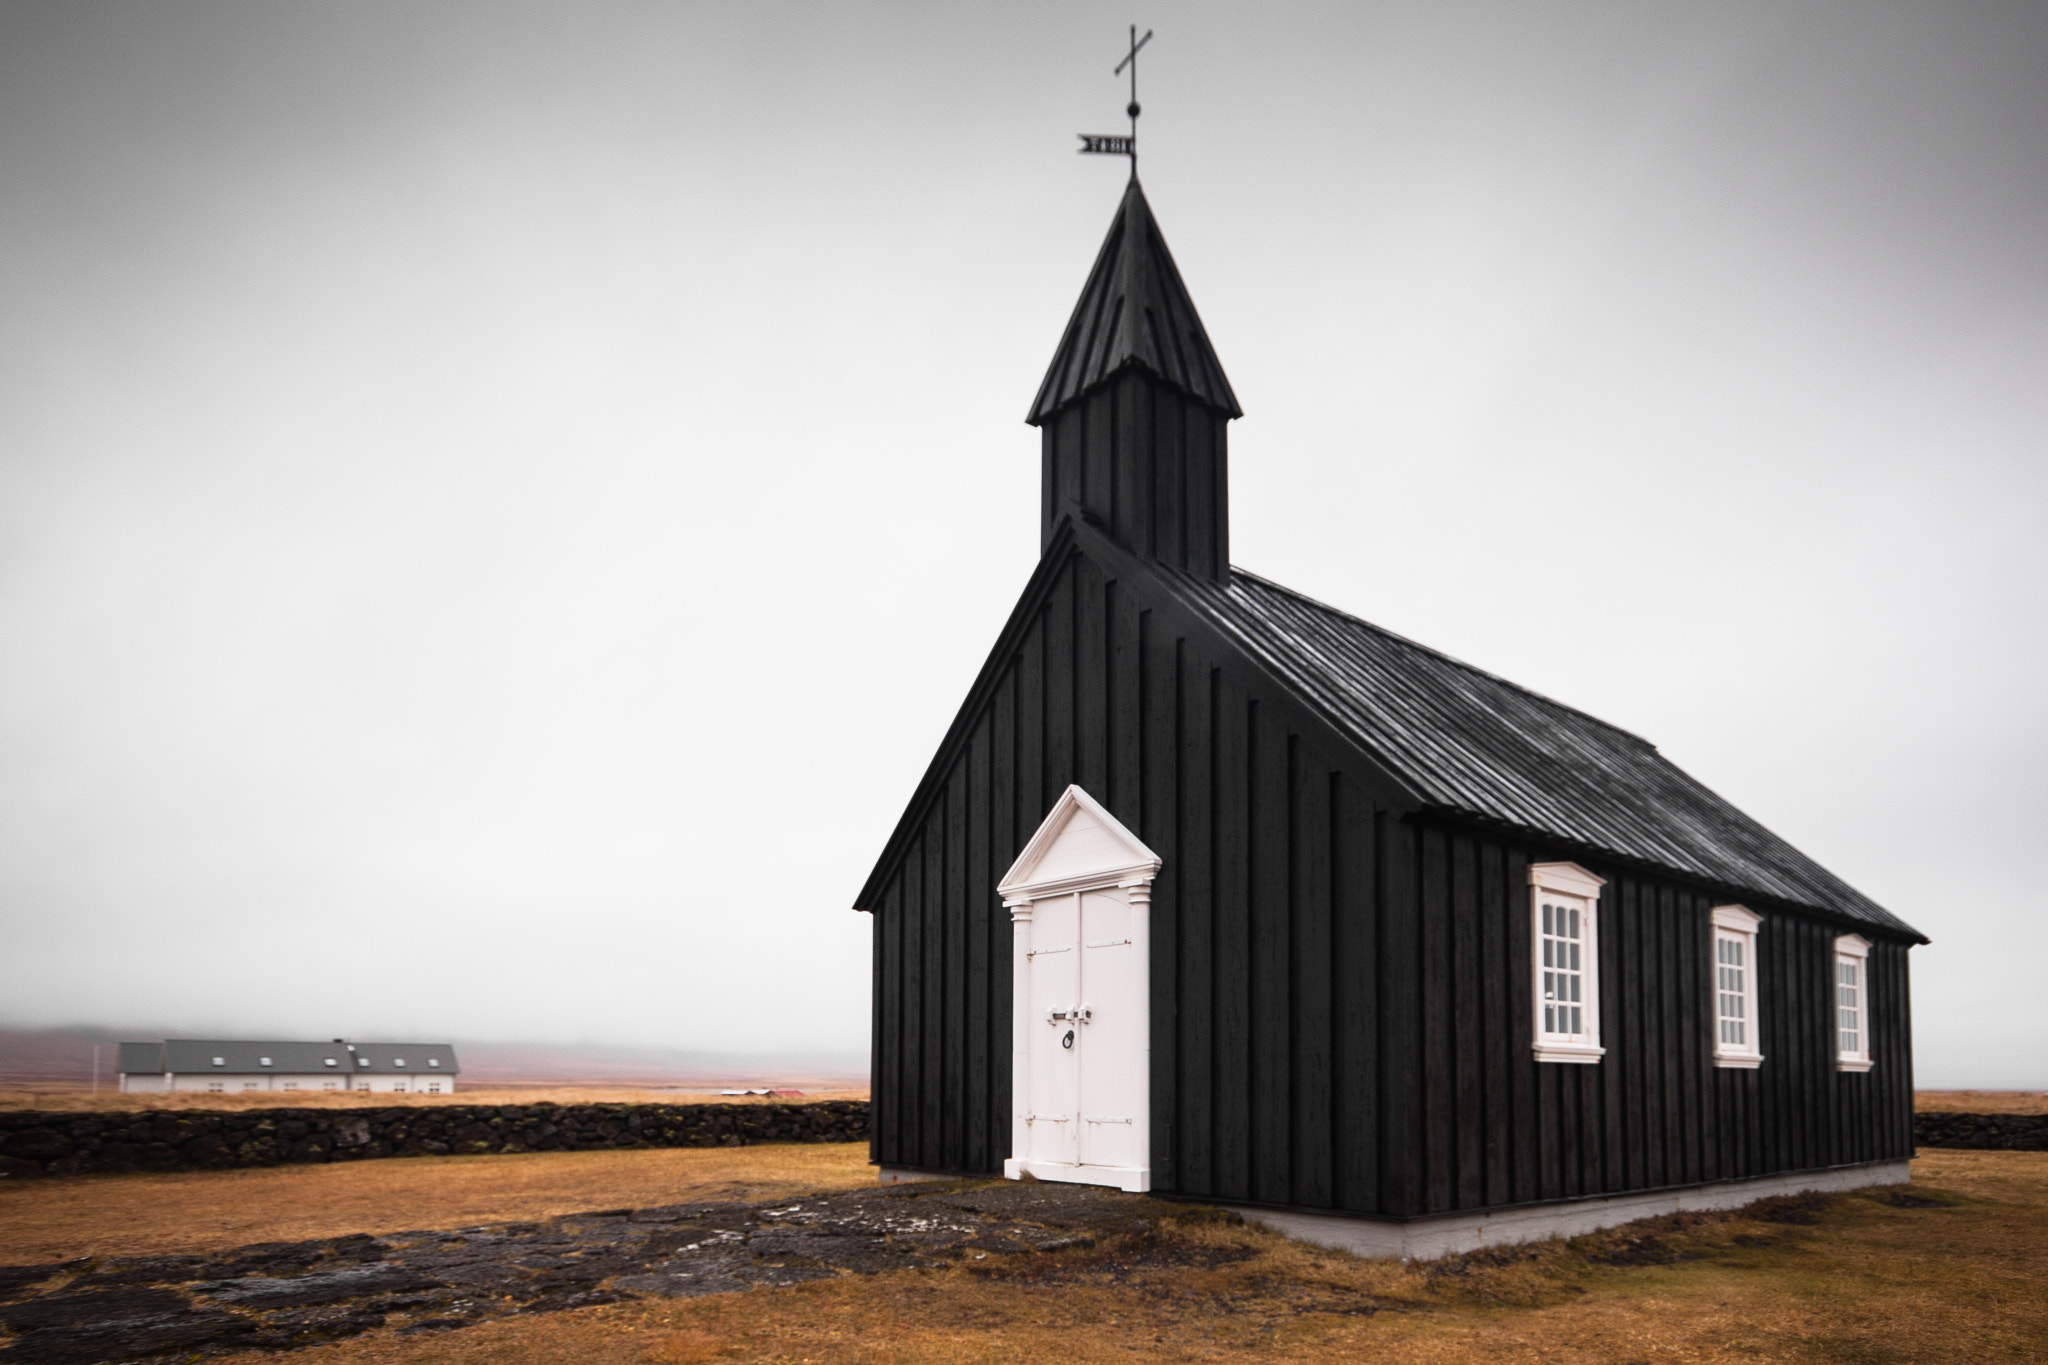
[[1078, 25, 1152, 176]]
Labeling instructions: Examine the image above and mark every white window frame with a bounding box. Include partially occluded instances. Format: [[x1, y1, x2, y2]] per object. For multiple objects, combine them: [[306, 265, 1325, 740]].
[[1709, 904, 1764, 1068], [1530, 861, 1606, 1063], [1834, 933, 1873, 1072]]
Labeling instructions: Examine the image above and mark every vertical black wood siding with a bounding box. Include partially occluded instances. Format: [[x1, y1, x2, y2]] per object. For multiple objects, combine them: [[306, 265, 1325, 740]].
[[867, 547, 1392, 1209], [1390, 818, 1916, 1217], [867, 546, 1916, 1213], [1040, 373, 1229, 579]]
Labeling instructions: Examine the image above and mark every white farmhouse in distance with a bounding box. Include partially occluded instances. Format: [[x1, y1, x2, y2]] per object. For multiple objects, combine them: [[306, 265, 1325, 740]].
[[117, 1040, 460, 1095]]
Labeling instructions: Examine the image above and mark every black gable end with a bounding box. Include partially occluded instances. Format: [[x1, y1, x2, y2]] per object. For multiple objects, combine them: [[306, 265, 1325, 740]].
[[858, 514, 1424, 1192], [852, 514, 1423, 916]]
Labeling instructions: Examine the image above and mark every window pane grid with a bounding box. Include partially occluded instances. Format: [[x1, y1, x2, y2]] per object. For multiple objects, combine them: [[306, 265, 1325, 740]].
[[1713, 931, 1753, 1052], [1540, 899, 1585, 1039], [1837, 957, 1861, 1056]]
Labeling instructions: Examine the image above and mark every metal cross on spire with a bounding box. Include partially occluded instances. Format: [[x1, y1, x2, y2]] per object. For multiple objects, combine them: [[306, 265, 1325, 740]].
[[1078, 25, 1153, 178]]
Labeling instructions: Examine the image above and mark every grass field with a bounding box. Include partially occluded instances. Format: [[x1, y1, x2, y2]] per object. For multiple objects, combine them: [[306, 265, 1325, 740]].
[[1912, 1091, 2048, 1115], [0, 1144, 880, 1262], [3, 1144, 2043, 1363]]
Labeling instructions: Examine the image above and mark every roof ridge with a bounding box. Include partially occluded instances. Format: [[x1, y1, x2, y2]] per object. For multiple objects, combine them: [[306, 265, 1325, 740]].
[[1222, 566, 1657, 749]]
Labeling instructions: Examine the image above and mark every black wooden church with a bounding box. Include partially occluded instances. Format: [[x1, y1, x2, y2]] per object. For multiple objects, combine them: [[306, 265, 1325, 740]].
[[854, 178, 1924, 1254]]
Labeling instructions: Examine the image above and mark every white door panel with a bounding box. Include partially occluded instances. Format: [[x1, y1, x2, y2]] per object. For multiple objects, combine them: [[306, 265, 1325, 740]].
[[1025, 892, 1080, 1167], [1077, 889, 1139, 1171]]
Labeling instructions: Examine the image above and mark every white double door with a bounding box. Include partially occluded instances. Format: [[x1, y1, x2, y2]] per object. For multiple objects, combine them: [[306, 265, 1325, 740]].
[[1023, 886, 1143, 1176]]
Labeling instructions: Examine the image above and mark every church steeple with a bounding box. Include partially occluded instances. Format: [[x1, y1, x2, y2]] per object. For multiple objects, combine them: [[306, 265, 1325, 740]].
[[1028, 181, 1240, 579]]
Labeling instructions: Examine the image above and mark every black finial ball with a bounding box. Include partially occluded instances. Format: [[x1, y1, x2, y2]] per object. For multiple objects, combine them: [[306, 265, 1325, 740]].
[[1128, 101, 1141, 119]]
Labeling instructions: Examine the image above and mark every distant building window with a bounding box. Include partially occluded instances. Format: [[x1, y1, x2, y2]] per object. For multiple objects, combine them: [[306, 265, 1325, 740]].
[[428, 1059, 441, 1068], [259, 1057, 272, 1066], [1710, 905, 1764, 1068], [425, 1082, 442, 1094], [391, 1082, 407, 1093], [1835, 934, 1874, 1072], [211, 1057, 225, 1066], [207, 1082, 224, 1092], [357, 1057, 370, 1066], [324, 1058, 337, 1067], [393, 1059, 406, 1067], [322, 1081, 340, 1090], [1529, 862, 1606, 1063], [242, 1081, 260, 1091], [282, 1082, 299, 1091]]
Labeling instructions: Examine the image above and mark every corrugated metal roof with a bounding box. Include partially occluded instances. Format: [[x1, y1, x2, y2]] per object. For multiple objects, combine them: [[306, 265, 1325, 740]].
[[1027, 180, 1241, 425], [343, 1042, 461, 1075], [1146, 562, 1922, 940], [155, 1040, 460, 1075], [116, 1042, 163, 1074]]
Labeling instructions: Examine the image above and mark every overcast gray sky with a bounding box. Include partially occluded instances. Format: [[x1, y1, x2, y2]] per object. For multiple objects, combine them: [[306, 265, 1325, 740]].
[[2, 2, 2042, 1085]]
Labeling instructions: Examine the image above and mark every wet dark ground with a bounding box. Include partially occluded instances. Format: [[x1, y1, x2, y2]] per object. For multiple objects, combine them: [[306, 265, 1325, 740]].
[[0, 1179, 1204, 1364]]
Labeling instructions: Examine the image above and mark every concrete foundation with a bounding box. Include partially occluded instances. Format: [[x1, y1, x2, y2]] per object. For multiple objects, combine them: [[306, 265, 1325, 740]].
[[875, 1165, 955, 1185], [1227, 1159, 1911, 1261]]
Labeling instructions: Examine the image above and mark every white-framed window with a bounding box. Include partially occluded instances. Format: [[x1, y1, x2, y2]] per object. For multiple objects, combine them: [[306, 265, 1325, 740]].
[[425, 1081, 442, 1094], [1835, 934, 1873, 1072], [207, 1081, 224, 1092], [322, 1080, 340, 1090], [1710, 904, 1764, 1068], [1530, 861, 1606, 1063], [242, 1081, 260, 1091], [282, 1082, 299, 1091]]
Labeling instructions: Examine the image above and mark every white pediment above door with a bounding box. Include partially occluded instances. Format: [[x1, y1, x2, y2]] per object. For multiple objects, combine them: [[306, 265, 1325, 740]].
[[999, 785, 1161, 900]]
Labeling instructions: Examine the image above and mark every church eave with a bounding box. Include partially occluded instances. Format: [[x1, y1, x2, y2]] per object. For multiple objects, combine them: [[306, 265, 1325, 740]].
[[850, 518, 1088, 915], [1027, 355, 1242, 428]]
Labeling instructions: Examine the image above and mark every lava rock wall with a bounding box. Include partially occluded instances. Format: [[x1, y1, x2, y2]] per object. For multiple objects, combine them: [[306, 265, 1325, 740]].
[[0, 1101, 869, 1178], [1912, 1111, 2048, 1151]]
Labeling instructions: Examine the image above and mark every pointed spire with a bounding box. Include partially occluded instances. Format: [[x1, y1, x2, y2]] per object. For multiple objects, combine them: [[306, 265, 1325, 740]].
[[1027, 181, 1241, 426]]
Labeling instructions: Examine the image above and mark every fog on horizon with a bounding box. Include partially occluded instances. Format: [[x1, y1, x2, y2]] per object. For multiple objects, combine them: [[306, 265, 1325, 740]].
[[1, 2, 2043, 1088]]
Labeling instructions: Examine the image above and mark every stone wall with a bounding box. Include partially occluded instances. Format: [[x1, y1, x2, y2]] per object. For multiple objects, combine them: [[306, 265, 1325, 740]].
[[0, 1101, 870, 1178], [1912, 1111, 2048, 1151], [4, 1103, 2030, 1178]]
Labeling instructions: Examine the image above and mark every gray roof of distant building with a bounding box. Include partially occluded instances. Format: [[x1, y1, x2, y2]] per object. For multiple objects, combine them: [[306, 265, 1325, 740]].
[[129, 1040, 461, 1075], [117, 1042, 164, 1074]]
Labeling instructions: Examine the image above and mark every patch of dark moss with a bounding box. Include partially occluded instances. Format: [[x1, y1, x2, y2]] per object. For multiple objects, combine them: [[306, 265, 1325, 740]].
[[1745, 1191, 1837, 1225]]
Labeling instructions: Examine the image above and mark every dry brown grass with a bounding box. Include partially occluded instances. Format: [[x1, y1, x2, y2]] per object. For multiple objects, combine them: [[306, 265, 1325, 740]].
[[304, 1150, 2048, 1364], [1915, 1090, 2048, 1115], [0, 1143, 877, 1262], [0, 1086, 867, 1114], [6, 1146, 2045, 1362]]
